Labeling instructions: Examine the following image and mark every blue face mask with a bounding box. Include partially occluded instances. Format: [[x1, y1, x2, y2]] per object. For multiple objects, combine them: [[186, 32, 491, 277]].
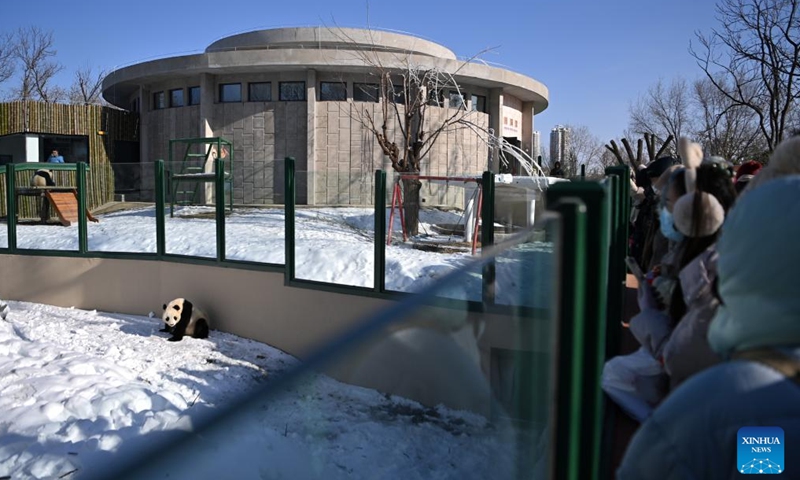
[[659, 207, 685, 242]]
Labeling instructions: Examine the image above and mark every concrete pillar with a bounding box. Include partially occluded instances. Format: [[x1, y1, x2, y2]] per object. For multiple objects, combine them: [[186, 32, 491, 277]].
[[200, 73, 215, 203], [306, 69, 317, 205], [488, 88, 504, 173], [521, 102, 534, 157], [24, 135, 40, 162]]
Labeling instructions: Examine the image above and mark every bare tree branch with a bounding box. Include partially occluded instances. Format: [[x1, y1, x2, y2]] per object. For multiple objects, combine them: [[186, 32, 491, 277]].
[[689, 0, 800, 151], [11, 26, 63, 102], [69, 65, 106, 105], [0, 32, 15, 85]]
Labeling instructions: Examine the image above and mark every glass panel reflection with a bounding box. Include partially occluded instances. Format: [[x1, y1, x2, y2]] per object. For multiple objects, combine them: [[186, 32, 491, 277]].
[[294, 168, 375, 287], [88, 162, 157, 254], [164, 159, 217, 258], [14, 167, 78, 251], [224, 157, 286, 265], [91, 216, 560, 480]]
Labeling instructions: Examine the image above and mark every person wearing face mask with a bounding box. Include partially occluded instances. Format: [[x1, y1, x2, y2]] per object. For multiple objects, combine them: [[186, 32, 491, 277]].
[[632, 140, 738, 392]]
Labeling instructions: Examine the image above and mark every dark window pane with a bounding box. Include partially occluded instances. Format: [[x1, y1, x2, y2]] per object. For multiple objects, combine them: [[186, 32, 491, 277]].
[[449, 91, 464, 109], [279, 82, 306, 101], [188, 86, 201, 106], [219, 83, 242, 103], [392, 84, 405, 104], [320, 82, 346, 101], [428, 89, 443, 107], [170, 88, 184, 107], [153, 91, 165, 110], [471, 94, 487, 113], [248, 82, 272, 102], [353, 83, 379, 102]]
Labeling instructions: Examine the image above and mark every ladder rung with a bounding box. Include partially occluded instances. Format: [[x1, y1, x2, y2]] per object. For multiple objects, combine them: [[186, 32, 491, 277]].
[[185, 153, 207, 157]]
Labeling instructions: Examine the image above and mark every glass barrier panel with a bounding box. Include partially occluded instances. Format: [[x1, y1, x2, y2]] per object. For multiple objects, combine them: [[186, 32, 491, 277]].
[[163, 160, 218, 259], [0, 169, 7, 249], [294, 168, 374, 288], [493, 179, 553, 307], [224, 156, 286, 265], [91, 215, 561, 480], [384, 172, 482, 297], [86, 162, 157, 254], [14, 166, 78, 251]]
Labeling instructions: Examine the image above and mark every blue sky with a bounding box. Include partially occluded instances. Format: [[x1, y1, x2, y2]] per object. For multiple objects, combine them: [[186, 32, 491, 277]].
[[1, 0, 718, 147]]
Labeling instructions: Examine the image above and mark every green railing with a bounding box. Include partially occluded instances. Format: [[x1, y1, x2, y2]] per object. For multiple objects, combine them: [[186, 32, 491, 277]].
[[0, 156, 630, 480]]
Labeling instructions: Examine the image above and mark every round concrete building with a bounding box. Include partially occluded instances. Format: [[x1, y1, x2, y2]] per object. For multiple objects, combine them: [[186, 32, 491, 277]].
[[102, 27, 549, 206]]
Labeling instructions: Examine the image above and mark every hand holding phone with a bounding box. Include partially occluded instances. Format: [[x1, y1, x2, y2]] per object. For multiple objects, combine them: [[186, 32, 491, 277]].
[[625, 256, 644, 281]]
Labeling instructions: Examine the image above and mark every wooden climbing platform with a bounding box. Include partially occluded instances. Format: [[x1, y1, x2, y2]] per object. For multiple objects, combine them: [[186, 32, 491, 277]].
[[15, 187, 99, 226]]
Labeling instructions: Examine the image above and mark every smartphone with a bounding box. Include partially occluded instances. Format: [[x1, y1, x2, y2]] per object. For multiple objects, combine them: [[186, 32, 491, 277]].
[[625, 256, 645, 281]]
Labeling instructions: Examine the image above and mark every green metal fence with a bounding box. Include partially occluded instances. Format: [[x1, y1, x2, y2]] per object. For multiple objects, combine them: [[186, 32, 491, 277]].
[[0, 157, 630, 480]]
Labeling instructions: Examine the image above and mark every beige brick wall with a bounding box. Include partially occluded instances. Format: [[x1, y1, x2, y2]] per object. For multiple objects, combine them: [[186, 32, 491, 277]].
[[314, 101, 489, 207]]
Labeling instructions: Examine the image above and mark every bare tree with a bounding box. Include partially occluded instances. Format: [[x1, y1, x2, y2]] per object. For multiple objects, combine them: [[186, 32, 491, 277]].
[[690, 0, 800, 152], [628, 77, 693, 153], [562, 124, 604, 177], [0, 32, 15, 86], [692, 76, 766, 162], [69, 65, 106, 105], [333, 28, 491, 236], [12, 26, 63, 102]]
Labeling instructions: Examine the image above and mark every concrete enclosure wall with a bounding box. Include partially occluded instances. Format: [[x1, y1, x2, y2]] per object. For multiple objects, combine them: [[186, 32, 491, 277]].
[[0, 254, 548, 416]]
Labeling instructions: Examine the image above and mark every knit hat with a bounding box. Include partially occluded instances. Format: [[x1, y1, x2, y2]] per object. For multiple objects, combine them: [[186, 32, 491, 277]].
[[672, 137, 725, 237], [653, 165, 683, 193], [708, 175, 800, 357], [745, 136, 800, 192], [735, 160, 763, 182], [646, 156, 678, 179]]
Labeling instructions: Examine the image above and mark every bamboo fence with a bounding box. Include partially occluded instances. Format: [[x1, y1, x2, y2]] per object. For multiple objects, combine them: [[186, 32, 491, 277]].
[[0, 101, 138, 219]]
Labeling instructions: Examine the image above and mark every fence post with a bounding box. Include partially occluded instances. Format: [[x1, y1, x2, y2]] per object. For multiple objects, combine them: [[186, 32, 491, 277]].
[[5, 164, 16, 251], [546, 181, 610, 480], [77, 162, 88, 254], [374, 170, 386, 293], [548, 197, 588, 480], [581, 164, 586, 180], [215, 158, 226, 262], [284, 157, 295, 283], [155, 160, 166, 257], [481, 171, 495, 304]]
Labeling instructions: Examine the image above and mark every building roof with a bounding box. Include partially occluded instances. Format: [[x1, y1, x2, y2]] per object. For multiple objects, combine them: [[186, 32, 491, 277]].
[[102, 27, 549, 112]]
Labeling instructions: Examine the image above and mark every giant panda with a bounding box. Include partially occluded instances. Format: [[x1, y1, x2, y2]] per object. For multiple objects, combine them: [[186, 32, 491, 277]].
[[160, 298, 211, 342], [31, 169, 56, 187]]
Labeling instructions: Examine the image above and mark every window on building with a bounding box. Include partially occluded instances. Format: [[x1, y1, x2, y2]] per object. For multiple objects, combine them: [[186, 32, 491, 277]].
[[353, 83, 379, 102], [504, 117, 508, 125], [39, 134, 90, 164], [471, 94, 487, 113], [153, 91, 165, 110], [449, 91, 465, 109], [279, 82, 306, 101], [219, 83, 242, 103], [188, 86, 201, 106], [427, 88, 444, 107], [170, 88, 184, 108], [248, 82, 272, 102], [392, 84, 405, 104], [320, 82, 346, 101], [130, 97, 140, 112]]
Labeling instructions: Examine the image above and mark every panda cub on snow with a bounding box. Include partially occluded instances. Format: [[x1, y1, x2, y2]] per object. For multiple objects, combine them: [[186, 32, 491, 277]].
[[160, 298, 210, 342]]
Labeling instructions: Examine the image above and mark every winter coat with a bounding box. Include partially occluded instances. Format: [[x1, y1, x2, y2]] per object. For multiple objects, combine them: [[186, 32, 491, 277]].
[[660, 246, 721, 389], [617, 175, 800, 480]]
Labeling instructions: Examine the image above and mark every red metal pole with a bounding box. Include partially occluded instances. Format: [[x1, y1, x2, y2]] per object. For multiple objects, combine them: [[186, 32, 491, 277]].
[[398, 182, 407, 242], [387, 181, 398, 246], [472, 185, 483, 256]]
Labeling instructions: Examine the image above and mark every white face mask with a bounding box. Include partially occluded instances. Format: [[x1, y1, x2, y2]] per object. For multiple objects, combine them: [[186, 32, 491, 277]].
[[659, 207, 685, 242]]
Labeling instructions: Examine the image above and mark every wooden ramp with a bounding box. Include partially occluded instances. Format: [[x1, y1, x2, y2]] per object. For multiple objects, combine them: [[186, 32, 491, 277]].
[[44, 190, 99, 226]]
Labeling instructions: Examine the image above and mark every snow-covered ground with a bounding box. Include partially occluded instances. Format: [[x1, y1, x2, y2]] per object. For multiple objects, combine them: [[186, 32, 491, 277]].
[[0, 205, 554, 479]]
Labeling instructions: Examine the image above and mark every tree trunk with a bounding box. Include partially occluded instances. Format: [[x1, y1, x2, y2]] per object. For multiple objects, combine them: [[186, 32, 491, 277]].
[[402, 177, 422, 236]]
